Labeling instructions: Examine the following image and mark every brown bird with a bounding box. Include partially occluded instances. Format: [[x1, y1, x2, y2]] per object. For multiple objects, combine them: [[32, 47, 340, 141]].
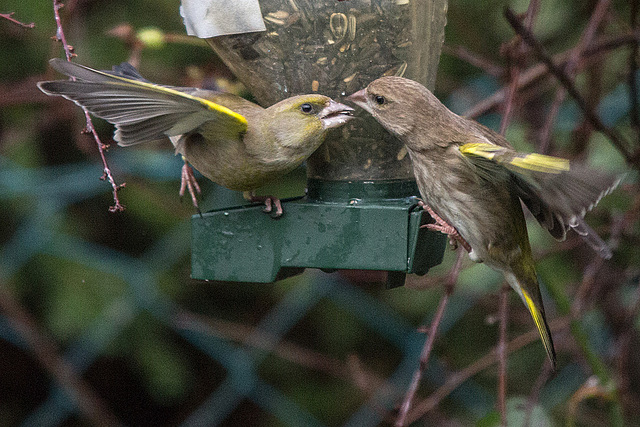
[[38, 58, 355, 214], [348, 76, 620, 368]]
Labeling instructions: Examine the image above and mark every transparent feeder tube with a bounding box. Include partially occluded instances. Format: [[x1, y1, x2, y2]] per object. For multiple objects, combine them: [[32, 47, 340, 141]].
[[206, 0, 447, 181]]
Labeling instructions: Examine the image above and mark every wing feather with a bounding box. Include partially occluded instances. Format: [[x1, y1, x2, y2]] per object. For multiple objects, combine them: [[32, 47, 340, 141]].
[[37, 59, 248, 146], [460, 142, 619, 258]]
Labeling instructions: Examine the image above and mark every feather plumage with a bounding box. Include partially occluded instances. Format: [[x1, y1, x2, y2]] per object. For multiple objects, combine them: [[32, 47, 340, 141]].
[[347, 76, 621, 368], [38, 59, 354, 205]]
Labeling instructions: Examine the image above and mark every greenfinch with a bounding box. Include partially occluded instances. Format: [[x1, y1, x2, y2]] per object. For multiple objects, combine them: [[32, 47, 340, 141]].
[[38, 58, 354, 214], [348, 76, 620, 368]]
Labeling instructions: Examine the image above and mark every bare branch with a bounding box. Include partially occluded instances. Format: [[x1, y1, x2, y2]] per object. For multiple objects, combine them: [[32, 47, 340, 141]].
[[0, 285, 122, 426], [49, 0, 125, 211], [498, 0, 540, 136], [406, 317, 571, 424], [504, 7, 636, 165], [463, 31, 640, 119], [524, 362, 554, 427], [0, 11, 34, 28], [395, 249, 464, 427], [539, 0, 612, 152], [172, 309, 395, 397], [442, 45, 504, 77], [497, 284, 510, 426], [629, 0, 640, 135]]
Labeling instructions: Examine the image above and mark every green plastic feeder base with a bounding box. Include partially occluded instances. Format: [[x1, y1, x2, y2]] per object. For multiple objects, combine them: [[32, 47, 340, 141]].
[[191, 180, 447, 287]]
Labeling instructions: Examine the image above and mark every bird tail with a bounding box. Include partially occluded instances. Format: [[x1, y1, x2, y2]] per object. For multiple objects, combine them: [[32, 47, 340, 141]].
[[505, 272, 557, 370]]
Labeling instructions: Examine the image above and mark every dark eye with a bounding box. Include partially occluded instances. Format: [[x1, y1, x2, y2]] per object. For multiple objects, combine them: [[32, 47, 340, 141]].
[[374, 95, 386, 105], [300, 103, 314, 113]]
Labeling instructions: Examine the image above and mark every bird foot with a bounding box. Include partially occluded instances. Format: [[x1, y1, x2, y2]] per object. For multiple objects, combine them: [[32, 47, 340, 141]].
[[248, 194, 283, 217], [418, 201, 472, 253], [179, 161, 202, 215]]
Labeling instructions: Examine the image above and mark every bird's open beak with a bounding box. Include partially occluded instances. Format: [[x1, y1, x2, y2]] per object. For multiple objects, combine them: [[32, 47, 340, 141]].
[[320, 100, 354, 129], [346, 89, 368, 110]]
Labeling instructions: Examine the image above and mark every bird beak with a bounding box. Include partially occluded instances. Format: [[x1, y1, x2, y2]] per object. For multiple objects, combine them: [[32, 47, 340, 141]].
[[346, 89, 370, 113], [319, 100, 354, 129]]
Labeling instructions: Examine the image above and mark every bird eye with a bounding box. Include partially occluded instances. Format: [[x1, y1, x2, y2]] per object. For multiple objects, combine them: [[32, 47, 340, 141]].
[[374, 95, 386, 105], [300, 103, 314, 113]]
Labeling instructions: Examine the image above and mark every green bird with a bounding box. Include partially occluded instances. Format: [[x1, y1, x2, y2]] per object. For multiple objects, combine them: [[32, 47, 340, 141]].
[[348, 76, 620, 368], [38, 58, 354, 214]]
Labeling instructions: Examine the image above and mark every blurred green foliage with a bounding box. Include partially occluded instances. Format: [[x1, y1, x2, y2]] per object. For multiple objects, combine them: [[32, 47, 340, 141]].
[[1, 0, 639, 426]]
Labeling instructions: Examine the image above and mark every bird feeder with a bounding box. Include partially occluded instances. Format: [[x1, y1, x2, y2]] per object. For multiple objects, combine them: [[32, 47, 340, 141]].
[[182, 0, 449, 287]]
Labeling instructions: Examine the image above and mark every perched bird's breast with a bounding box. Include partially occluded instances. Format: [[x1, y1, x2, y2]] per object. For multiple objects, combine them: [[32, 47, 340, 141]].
[[181, 118, 308, 191], [181, 131, 269, 191]]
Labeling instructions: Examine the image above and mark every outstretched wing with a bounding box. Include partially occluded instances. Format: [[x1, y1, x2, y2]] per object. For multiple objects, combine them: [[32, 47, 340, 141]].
[[37, 58, 248, 146], [459, 142, 620, 259]]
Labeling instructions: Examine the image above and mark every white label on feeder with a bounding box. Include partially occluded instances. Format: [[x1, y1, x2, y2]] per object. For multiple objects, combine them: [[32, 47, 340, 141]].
[[180, 0, 266, 38]]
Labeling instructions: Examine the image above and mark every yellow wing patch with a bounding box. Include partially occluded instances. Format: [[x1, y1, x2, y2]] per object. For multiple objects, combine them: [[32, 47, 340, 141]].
[[91, 67, 249, 131], [460, 142, 569, 174], [509, 154, 570, 173], [459, 142, 503, 157]]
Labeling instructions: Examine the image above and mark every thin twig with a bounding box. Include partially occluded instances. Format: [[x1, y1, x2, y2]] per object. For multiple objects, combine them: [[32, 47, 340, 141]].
[[572, 256, 605, 315], [521, 0, 540, 28], [499, 0, 539, 136], [538, 91, 564, 153], [442, 45, 504, 77], [539, 0, 611, 152], [52, 1, 73, 61], [573, 192, 634, 315], [597, 196, 640, 402], [524, 362, 554, 427], [630, 0, 640, 135], [50, 0, 125, 211], [172, 309, 394, 397], [565, 0, 610, 87], [0, 286, 122, 426], [585, 30, 640, 54], [463, 31, 640, 119], [496, 4, 540, 419], [544, 255, 625, 425], [0, 11, 34, 28], [567, 375, 621, 427], [504, 7, 636, 165], [406, 317, 571, 424], [394, 248, 464, 427], [500, 66, 520, 135], [497, 284, 510, 426], [464, 61, 551, 119], [615, 275, 640, 404]]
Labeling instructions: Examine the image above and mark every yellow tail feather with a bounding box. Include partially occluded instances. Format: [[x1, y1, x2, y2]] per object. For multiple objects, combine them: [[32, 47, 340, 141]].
[[521, 290, 557, 369]]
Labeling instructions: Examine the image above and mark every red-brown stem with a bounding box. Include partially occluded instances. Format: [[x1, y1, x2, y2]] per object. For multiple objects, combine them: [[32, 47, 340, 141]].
[[499, 0, 539, 135], [0, 285, 122, 426], [497, 284, 510, 426], [395, 249, 464, 426], [442, 45, 504, 77], [463, 31, 640, 120], [630, 0, 640, 135], [504, 7, 636, 165], [407, 317, 570, 424], [0, 11, 35, 28], [496, 4, 540, 419], [539, 0, 611, 152], [51, 0, 125, 211], [52, 1, 73, 61], [524, 362, 554, 426], [500, 66, 520, 135]]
